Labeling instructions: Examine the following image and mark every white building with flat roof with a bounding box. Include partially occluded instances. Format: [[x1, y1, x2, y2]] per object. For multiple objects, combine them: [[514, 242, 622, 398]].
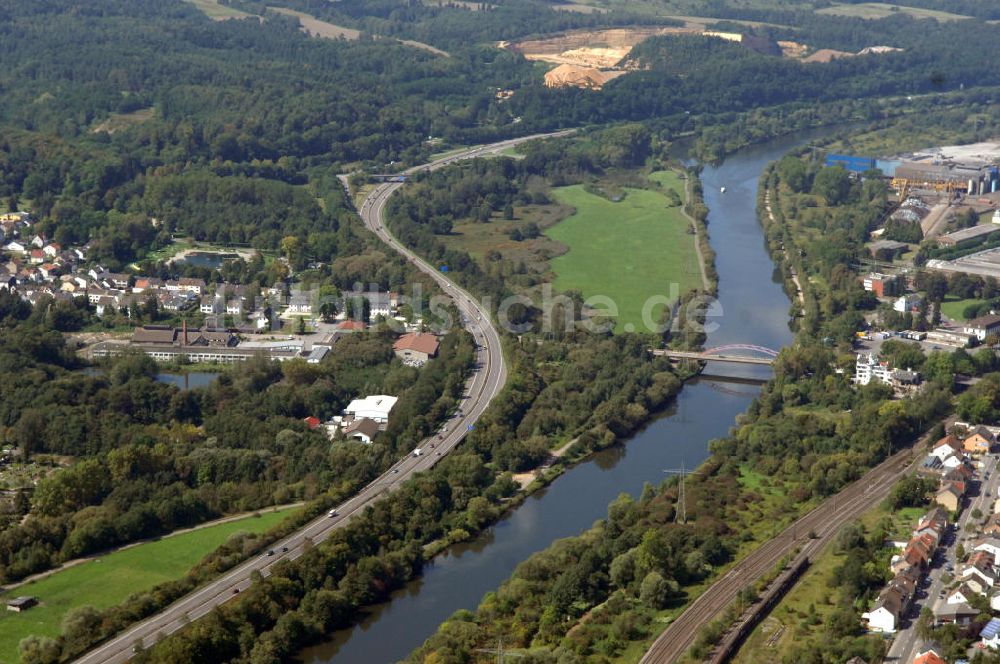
[[344, 395, 398, 424], [854, 353, 893, 386]]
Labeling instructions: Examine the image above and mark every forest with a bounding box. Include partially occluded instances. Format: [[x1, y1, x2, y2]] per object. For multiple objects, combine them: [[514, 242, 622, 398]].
[[8, 0, 1000, 661], [0, 298, 479, 584]]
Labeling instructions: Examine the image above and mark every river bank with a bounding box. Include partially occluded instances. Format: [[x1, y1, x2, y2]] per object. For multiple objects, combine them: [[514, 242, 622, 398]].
[[296, 128, 837, 664]]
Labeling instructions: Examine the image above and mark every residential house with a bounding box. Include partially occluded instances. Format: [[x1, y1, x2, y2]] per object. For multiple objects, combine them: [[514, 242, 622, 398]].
[[912, 647, 947, 664], [173, 277, 206, 295], [3, 241, 26, 254], [287, 292, 313, 315], [342, 290, 397, 319], [918, 455, 944, 476], [342, 418, 380, 444], [982, 617, 1000, 650], [160, 293, 194, 312], [933, 601, 978, 626], [42, 243, 60, 257], [936, 484, 963, 512], [854, 353, 893, 386], [964, 426, 995, 455], [103, 273, 130, 290], [336, 320, 366, 332], [915, 508, 949, 535], [94, 295, 119, 317], [393, 332, 440, 365], [974, 537, 1000, 563], [894, 293, 923, 313], [862, 586, 904, 632], [894, 533, 935, 573], [200, 295, 223, 315], [961, 556, 998, 594], [302, 416, 321, 430], [941, 454, 965, 470], [964, 314, 1000, 342], [931, 435, 963, 461], [946, 583, 980, 605], [133, 277, 164, 292], [984, 514, 1000, 537]]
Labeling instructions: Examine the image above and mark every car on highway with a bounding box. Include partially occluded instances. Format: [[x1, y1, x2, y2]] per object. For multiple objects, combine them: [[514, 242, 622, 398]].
[[281, 546, 289, 553], [328, 509, 339, 518], [266, 550, 275, 557]]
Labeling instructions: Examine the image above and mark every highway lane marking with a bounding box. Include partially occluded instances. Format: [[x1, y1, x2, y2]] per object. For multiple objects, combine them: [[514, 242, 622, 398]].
[[78, 131, 565, 664]]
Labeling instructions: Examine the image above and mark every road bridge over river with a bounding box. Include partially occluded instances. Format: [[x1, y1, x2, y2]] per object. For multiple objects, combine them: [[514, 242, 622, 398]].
[[653, 344, 779, 366]]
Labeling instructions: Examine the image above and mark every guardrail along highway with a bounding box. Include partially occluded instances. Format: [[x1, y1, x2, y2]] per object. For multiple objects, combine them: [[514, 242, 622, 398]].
[[74, 131, 572, 664]]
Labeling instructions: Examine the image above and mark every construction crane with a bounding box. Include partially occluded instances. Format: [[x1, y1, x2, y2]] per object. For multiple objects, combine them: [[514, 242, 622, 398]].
[[891, 177, 909, 200]]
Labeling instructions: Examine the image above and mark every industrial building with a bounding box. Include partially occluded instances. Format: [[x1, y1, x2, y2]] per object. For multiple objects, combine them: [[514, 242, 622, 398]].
[[343, 395, 398, 424], [90, 324, 329, 363], [824, 152, 1000, 194], [928, 247, 1000, 279], [863, 272, 901, 297], [936, 224, 1000, 248]]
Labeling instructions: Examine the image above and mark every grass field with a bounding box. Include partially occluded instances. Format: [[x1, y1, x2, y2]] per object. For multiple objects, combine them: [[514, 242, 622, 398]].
[[547, 171, 701, 333], [269, 7, 360, 39], [940, 295, 987, 322], [182, 0, 253, 20], [0, 507, 298, 663], [817, 2, 969, 20]]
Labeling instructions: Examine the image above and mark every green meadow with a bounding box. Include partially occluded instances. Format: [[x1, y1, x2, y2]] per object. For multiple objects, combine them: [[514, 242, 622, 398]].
[[0, 507, 298, 663], [547, 172, 702, 332]]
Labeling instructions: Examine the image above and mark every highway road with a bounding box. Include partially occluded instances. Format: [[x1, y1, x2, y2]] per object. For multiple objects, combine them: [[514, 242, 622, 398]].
[[74, 131, 571, 664], [639, 421, 948, 664]]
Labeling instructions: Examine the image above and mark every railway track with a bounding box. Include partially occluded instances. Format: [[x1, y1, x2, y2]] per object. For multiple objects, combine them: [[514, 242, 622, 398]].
[[639, 425, 938, 664]]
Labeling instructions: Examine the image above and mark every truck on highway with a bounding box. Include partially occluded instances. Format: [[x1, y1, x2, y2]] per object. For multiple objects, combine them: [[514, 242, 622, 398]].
[[413, 448, 423, 457]]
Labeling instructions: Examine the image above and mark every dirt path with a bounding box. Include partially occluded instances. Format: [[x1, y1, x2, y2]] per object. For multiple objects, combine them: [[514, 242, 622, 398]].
[[764, 189, 805, 314], [270, 7, 449, 56], [1, 502, 304, 593], [511, 438, 580, 489], [681, 174, 711, 293]]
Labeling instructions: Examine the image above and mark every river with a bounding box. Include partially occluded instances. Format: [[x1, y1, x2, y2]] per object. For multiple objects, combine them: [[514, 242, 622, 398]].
[[300, 128, 831, 664]]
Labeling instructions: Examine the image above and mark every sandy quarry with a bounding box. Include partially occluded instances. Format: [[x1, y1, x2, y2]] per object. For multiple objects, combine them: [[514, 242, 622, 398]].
[[543, 64, 627, 89], [507, 25, 901, 89], [502, 27, 693, 68]]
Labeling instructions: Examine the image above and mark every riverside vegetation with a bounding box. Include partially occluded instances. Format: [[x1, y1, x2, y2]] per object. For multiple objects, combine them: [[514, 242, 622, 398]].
[[6, 0, 1000, 662]]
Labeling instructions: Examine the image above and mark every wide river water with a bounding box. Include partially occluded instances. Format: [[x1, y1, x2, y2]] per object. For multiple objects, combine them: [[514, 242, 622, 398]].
[[301, 128, 833, 664]]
